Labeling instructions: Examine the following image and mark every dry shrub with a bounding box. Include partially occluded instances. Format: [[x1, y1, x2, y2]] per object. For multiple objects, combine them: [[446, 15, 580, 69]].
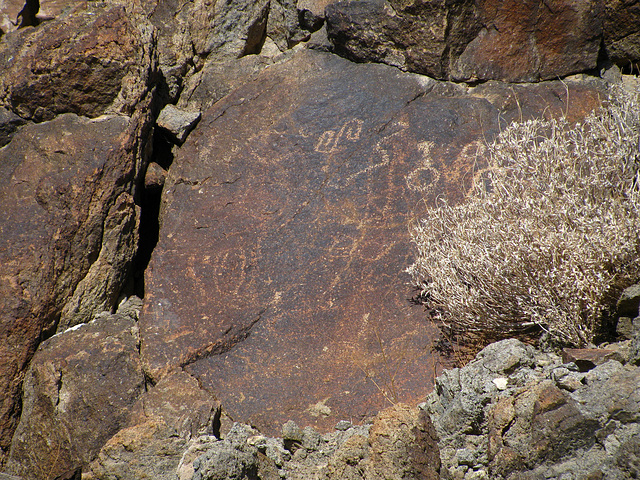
[[408, 84, 640, 347]]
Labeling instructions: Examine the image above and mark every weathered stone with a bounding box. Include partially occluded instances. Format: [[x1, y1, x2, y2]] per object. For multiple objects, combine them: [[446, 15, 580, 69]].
[[468, 78, 607, 124], [145, 162, 168, 190], [451, 0, 603, 83], [177, 55, 275, 112], [85, 370, 221, 480], [616, 283, 640, 318], [84, 420, 189, 480], [366, 403, 440, 480], [487, 380, 600, 475], [604, 0, 640, 68], [267, 0, 311, 50], [141, 49, 607, 436], [0, 107, 26, 147], [0, 111, 150, 465], [561, 348, 623, 371], [323, 434, 369, 480], [4, 313, 145, 480], [140, 48, 504, 434], [326, 0, 604, 82], [156, 105, 201, 144], [325, 0, 480, 79], [0, 0, 30, 33], [0, 3, 156, 121], [572, 361, 640, 424]]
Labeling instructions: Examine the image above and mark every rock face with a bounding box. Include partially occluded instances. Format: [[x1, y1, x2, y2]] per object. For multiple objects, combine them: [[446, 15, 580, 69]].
[[0, 112, 150, 464], [84, 370, 221, 480], [140, 47, 606, 436], [5, 312, 146, 480], [1, 0, 639, 477], [0, 2, 156, 122], [327, 0, 639, 82]]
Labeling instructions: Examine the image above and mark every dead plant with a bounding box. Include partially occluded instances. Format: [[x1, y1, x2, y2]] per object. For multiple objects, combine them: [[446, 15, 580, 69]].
[[408, 84, 640, 347]]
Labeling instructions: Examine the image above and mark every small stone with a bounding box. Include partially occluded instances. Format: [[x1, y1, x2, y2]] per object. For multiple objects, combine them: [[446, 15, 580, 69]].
[[302, 426, 322, 451], [156, 105, 201, 144], [144, 162, 167, 191], [492, 377, 508, 391], [247, 435, 268, 451], [617, 317, 635, 340], [617, 284, 640, 318], [457, 448, 476, 466], [282, 420, 303, 442], [562, 348, 623, 372], [334, 420, 352, 431]]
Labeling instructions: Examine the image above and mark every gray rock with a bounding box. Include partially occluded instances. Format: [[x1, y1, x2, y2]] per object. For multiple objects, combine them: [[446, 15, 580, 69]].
[[629, 332, 640, 366], [192, 442, 258, 480], [156, 105, 201, 144], [334, 420, 352, 431], [617, 284, 640, 318], [0, 107, 25, 147]]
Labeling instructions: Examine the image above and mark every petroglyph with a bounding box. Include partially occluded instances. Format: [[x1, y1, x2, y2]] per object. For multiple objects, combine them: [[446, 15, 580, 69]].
[[314, 118, 363, 153], [405, 141, 440, 195]]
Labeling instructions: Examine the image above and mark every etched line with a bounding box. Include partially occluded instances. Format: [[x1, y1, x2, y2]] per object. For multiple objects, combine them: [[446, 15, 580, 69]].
[[314, 119, 364, 153], [406, 141, 440, 194]]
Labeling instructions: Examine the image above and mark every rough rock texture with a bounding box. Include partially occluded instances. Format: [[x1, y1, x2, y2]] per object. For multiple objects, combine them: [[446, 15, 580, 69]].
[[604, 0, 640, 69], [4, 311, 145, 480], [1, 1, 635, 477], [141, 47, 607, 437], [156, 105, 201, 144], [450, 0, 603, 83], [0, 111, 151, 464], [162, 404, 437, 480], [0, 107, 26, 147], [326, 0, 480, 80], [0, 2, 156, 122], [365, 403, 440, 479], [327, 0, 640, 82], [422, 334, 640, 479], [177, 53, 283, 112], [84, 370, 221, 480]]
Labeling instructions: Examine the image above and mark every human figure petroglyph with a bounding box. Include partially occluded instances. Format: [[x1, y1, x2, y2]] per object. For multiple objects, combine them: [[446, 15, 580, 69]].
[[314, 118, 363, 153]]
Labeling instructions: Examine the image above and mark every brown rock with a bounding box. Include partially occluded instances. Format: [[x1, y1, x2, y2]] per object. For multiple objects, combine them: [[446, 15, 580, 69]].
[[604, 0, 640, 68], [469, 78, 606, 125], [0, 0, 28, 33], [0, 110, 151, 465], [84, 371, 221, 480], [488, 380, 600, 475], [140, 48, 504, 434], [0, 3, 156, 121], [452, 0, 603, 83], [177, 54, 275, 112], [561, 348, 623, 371], [325, 0, 480, 79], [323, 434, 370, 480], [140, 49, 606, 436], [326, 0, 604, 82], [4, 313, 145, 480], [366, 403, 440, 479], [0, 107, 26, 147]]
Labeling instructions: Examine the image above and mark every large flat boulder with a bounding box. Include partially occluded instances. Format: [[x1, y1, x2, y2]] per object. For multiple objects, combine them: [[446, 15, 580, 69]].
[[139, 49, 606, 435]]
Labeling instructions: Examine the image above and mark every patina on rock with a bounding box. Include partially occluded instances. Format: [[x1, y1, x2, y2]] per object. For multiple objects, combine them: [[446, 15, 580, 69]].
[[139, 48, 606, 435]]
